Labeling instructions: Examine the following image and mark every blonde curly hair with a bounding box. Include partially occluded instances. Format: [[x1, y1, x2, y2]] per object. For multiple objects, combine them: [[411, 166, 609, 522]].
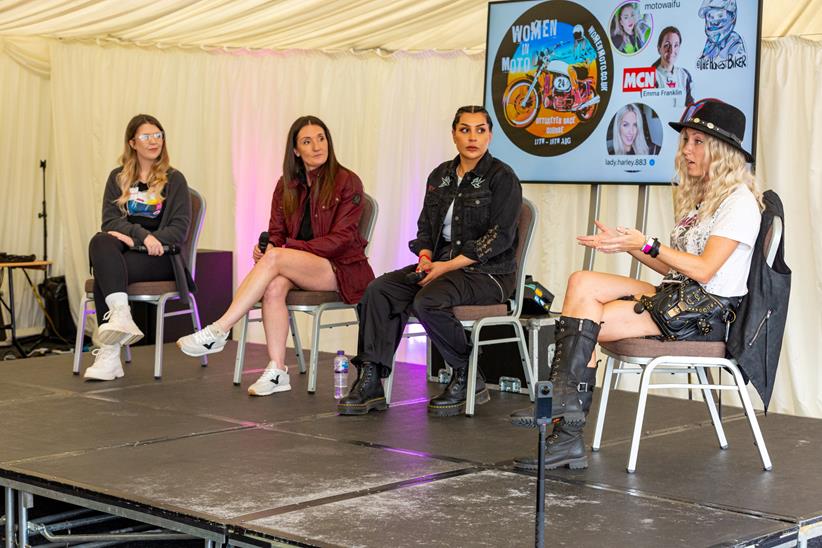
[[672, 131, 762, 221]]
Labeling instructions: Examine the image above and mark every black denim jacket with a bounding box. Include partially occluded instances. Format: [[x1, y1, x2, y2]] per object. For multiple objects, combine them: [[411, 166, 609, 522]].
[[408, 152, 522, 275]]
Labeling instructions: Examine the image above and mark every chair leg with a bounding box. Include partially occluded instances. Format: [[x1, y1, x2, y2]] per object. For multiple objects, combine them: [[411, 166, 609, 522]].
[[153, 296, 170, 379], [592, 356, 616, 452], [189, 294, 207, 367], [464, 327, 481, 417], [628, 358, 661, 473], [695, 366, 728, 449], [288, 311, 306, 374], [726, 362, 773, 471], [233, 312, 250, 386], [124, 344, 132, 363], [384, 354, 396, 406], [72, 296, 91, 375], [512, 321, 535, 401], [426, 334, 436, 381], [307, 307, 325, 393]]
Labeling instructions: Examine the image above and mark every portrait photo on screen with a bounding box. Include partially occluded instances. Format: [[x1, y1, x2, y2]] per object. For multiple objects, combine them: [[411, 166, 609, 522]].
[[652, 26, 695, 107], [606, 103, 662, 156], [484, 0, 762, 184], [609, 1, 652, 55]]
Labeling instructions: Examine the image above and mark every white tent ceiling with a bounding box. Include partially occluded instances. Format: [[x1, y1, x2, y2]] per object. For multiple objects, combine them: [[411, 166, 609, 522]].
[[0, 0, 819, 53]]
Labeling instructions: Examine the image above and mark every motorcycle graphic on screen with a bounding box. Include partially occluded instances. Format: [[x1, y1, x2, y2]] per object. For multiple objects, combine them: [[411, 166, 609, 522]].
[[502, 47, 601, 128]]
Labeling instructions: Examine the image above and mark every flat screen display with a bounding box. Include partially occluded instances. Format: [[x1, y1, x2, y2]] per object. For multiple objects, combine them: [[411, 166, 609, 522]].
[[484, 0, 762, 184]]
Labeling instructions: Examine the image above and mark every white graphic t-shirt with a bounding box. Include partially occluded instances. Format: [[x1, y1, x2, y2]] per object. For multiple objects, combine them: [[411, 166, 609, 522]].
[[668, 184, 760, 297]]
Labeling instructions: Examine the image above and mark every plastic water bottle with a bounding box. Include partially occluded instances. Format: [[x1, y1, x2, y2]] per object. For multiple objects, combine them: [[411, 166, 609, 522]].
[[333, 350, 349, 399]]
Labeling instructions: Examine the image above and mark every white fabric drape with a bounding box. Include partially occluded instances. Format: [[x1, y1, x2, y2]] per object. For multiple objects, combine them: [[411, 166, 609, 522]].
[[2, 36, 820, 418], [0, 0, 489, 53], [0, 45, 53, 339], [0, 1, 817, 56], [756, 37, 822, 417]]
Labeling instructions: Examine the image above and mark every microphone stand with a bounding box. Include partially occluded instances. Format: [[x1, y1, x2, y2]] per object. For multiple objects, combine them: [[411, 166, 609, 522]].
[[37, 160, 47, 262], [536, 421, 547, 547], [532, 381, 553, 548]]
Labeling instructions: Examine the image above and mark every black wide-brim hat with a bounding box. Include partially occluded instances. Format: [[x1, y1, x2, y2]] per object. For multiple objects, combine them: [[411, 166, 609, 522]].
[[669, 98, 753, 162]]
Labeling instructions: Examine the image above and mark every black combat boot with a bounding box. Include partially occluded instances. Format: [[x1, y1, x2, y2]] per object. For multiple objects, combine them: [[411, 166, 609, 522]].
[[428, 367, 490, 417], [337, 362, 387, 415], [513, 419, 588, 471], [510, 316, 600, 427], [548, 316, 600, 425]]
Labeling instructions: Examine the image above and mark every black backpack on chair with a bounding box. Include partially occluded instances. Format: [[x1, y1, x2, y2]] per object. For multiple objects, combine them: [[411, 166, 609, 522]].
[[726, 190, 791, 411]]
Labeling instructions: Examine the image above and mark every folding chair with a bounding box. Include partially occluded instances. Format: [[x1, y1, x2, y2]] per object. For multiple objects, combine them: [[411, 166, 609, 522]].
[[72, 188, 207, 379], [233, 193, 378, 393], [383, 198, 538, 416], [591, 217, 782, 473]]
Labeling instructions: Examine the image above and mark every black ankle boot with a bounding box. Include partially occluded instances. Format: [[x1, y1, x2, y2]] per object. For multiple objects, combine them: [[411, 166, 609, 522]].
[[549, 316, 600, 425], [513, 419, 588, 471], [428, 367, 490, 417], [337, 362, 387, 415]]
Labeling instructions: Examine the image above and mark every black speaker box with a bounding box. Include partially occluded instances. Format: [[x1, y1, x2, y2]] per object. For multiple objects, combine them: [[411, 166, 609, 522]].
[[131, 249, 233, 344], [38, 275, 77, 341]]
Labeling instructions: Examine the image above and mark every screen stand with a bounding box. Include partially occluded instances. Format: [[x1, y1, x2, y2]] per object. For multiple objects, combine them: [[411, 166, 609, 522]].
[[582, 184, 601, 271], [629, 185, 651, 280]]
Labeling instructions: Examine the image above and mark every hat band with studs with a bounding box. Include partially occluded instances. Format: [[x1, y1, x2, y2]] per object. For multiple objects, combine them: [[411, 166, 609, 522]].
[[688, 117, 742, 145]]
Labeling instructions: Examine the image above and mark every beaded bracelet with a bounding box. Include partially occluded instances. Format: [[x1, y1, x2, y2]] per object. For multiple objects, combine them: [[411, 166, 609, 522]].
[[649, 238, 661, 258]]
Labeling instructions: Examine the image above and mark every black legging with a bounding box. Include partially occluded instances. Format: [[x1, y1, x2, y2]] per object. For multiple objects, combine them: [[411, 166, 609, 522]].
[[88, 232, 174, 321]]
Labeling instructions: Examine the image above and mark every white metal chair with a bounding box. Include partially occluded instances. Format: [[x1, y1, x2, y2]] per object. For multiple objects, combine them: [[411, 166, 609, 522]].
[[73, 188, 207, 379], [383, 197, 538, 416], [591, 217, 783, 473], [232, 193, 378, 393]]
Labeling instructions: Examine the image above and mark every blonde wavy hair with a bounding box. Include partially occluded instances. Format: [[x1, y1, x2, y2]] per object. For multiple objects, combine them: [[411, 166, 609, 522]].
[[115, 114, 171, 212], [672, 131, 762, 221]]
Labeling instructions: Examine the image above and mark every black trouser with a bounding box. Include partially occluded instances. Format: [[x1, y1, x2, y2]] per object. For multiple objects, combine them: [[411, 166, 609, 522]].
[[354, 263, 515, 375], [88, 232, 174, 321]]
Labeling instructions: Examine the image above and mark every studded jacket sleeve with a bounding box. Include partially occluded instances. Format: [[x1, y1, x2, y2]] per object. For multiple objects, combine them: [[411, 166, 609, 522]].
[[461, 164, 522, 264]]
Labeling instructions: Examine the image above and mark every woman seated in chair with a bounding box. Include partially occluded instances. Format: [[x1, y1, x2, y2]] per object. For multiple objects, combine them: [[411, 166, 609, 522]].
[[513, 99, 762, 471], [178, 116, 374, 396], [85, 114, 192, 381]]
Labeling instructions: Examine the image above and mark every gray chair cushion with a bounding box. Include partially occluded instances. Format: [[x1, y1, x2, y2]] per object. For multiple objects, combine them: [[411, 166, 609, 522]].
[[452, 304, 508, 321], [286, 290, 344, 306], [601, 338, 727, 359], [85, 278, 178, 296], [127, 281, 178, 295]]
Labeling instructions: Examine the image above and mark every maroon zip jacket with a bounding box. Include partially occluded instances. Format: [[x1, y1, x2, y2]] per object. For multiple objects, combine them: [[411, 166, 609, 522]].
[[267, 167, 375, 304]]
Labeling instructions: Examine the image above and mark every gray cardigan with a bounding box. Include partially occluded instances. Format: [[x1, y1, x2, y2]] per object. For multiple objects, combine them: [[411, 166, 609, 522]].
[[100, 167, 195, 300]]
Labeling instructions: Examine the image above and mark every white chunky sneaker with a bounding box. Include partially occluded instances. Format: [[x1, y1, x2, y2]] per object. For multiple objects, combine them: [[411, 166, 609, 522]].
[[248, 364, 291, 396], [84, 345, 125, 381], [176, 324, 228, 357], [97, 305, 144, 346]]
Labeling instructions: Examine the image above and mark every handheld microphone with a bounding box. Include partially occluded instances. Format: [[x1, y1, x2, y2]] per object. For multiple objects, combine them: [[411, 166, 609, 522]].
[[131, 244, 179, 254], [405, 270, 427, 284], [258, 231, 270, 253]]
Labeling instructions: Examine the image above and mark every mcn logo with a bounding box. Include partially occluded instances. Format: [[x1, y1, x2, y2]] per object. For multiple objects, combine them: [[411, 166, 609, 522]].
[[622, 67, 656, 92]]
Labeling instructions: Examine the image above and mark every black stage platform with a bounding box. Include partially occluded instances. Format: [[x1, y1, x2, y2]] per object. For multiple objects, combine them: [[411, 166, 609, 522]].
[[1, 342, 821, 547]]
